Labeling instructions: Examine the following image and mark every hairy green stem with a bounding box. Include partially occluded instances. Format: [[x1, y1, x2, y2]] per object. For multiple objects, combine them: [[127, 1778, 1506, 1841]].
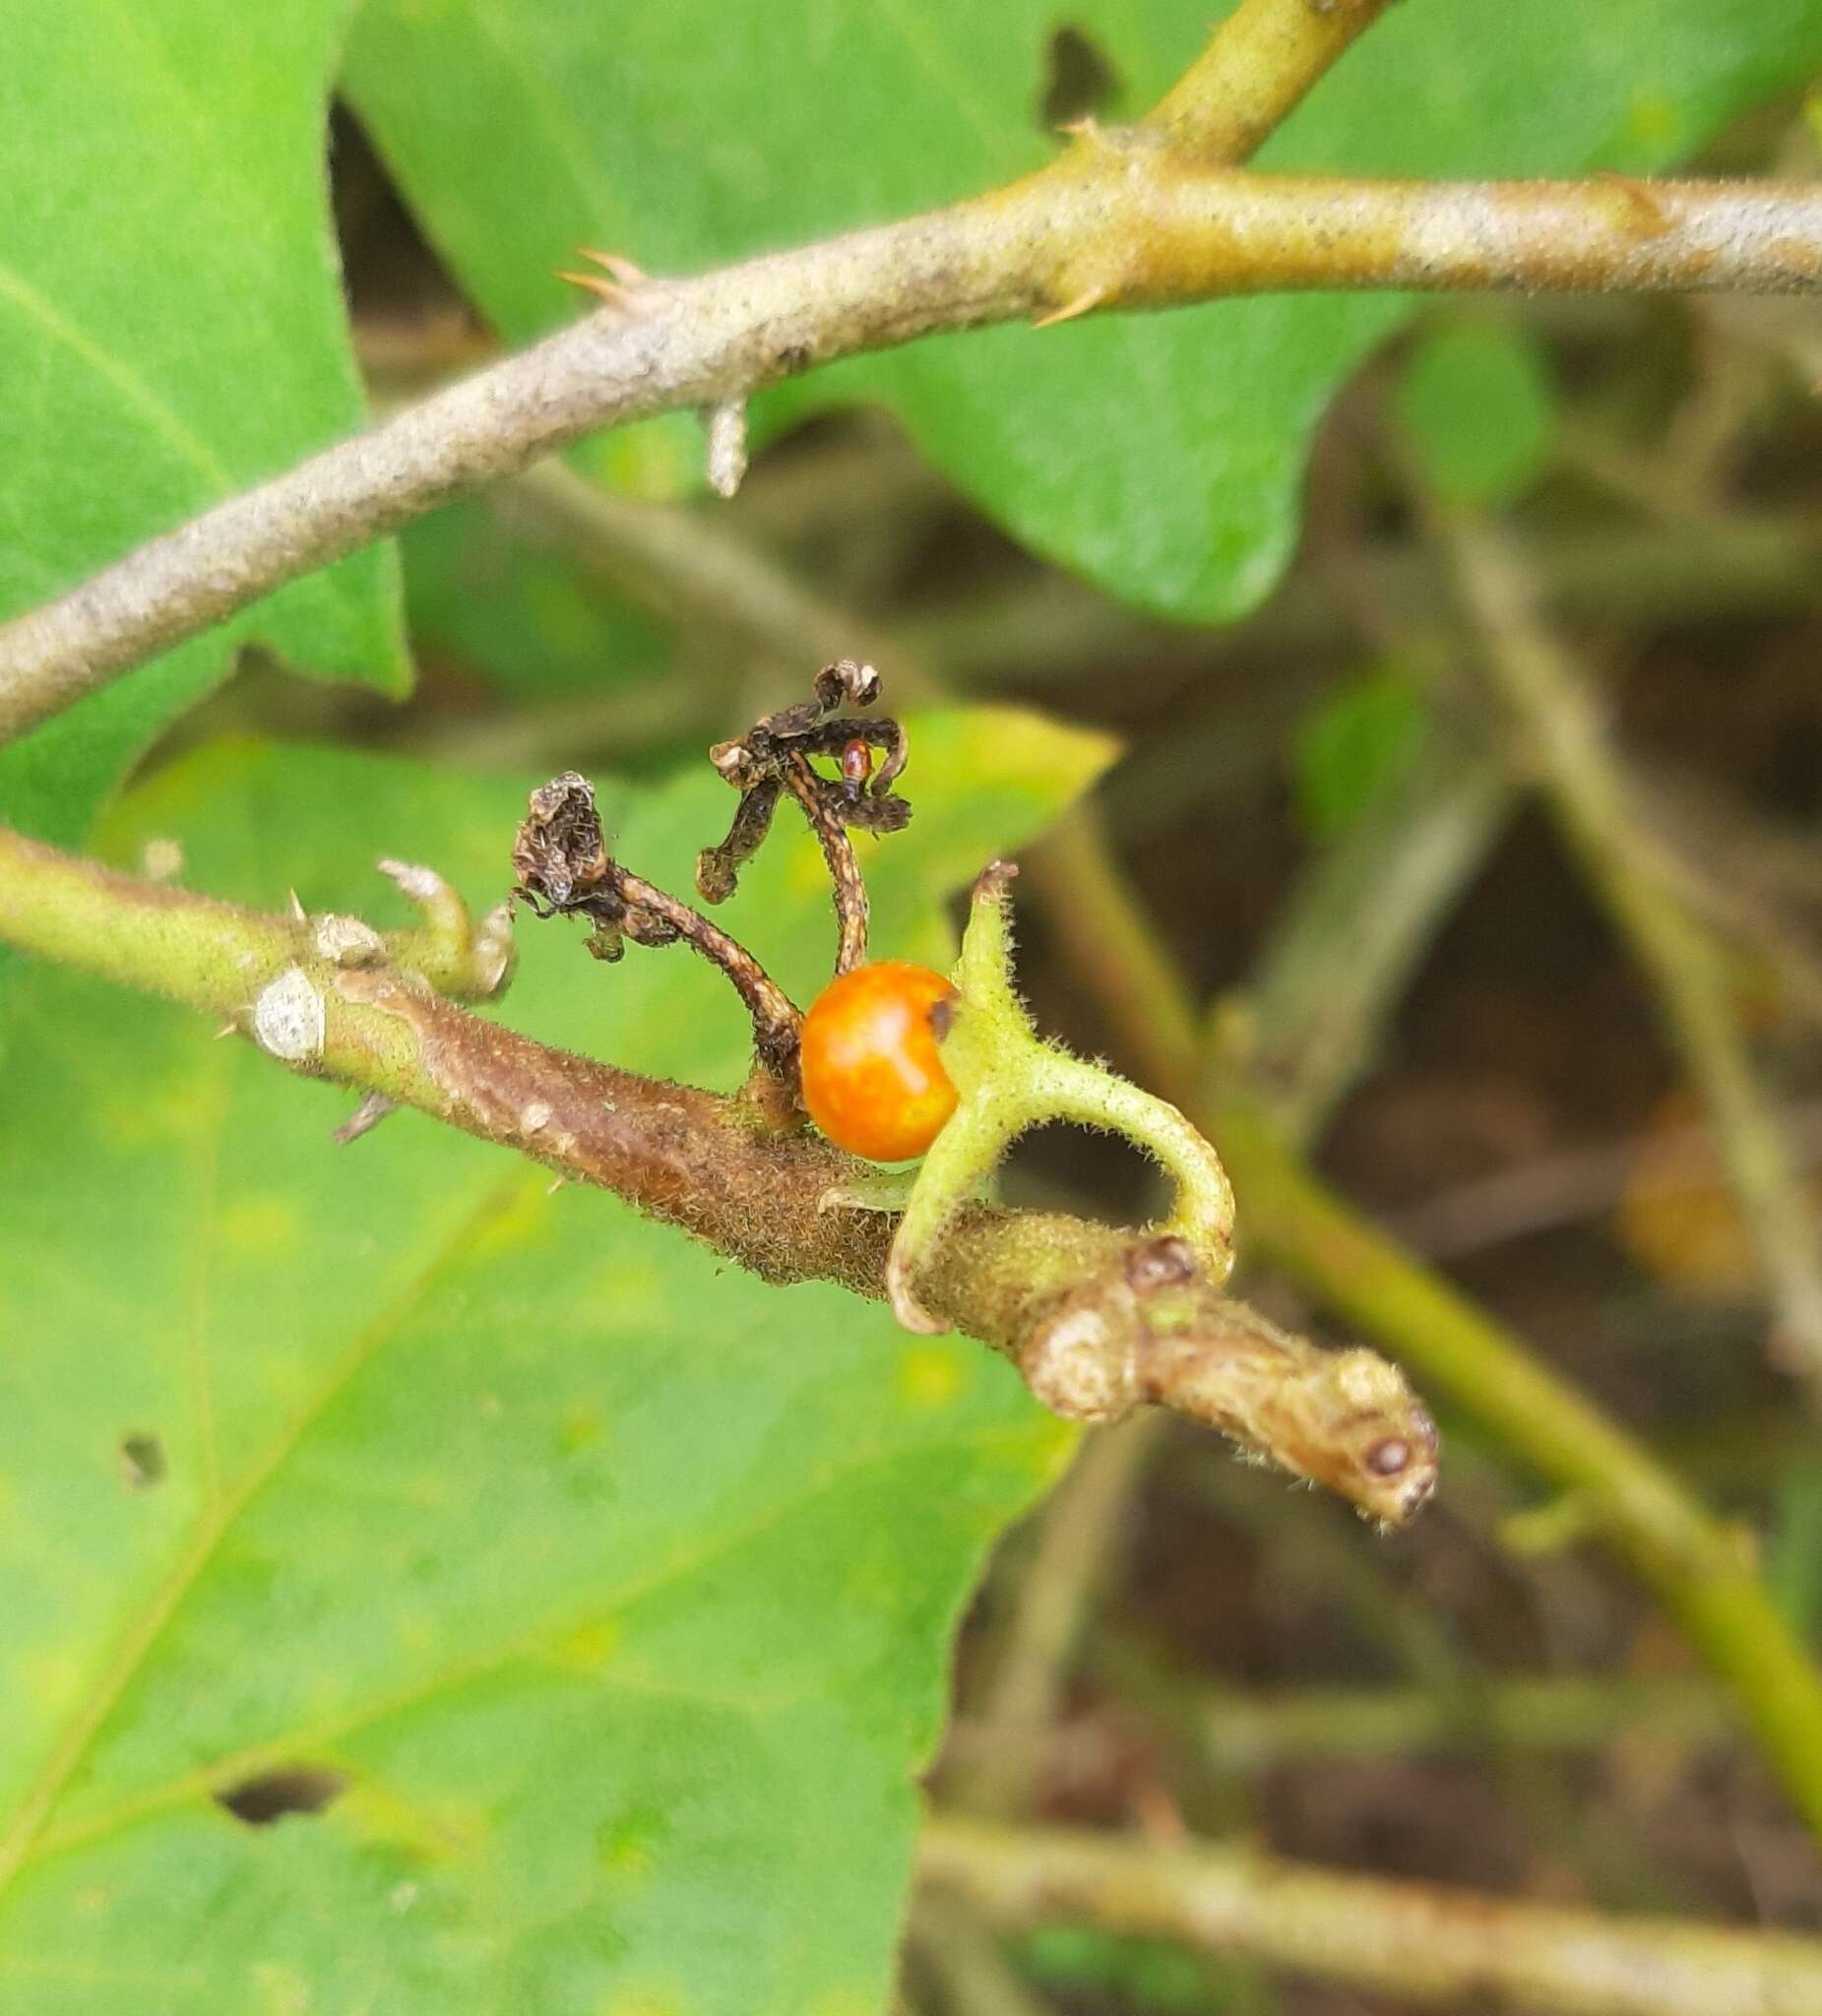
[[1023, 804, 1203, 1100], [0, 822, 1431, 1519]]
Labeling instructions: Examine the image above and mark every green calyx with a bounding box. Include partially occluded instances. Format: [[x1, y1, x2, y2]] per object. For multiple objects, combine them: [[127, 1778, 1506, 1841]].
[[884, 862, 1236, 1334]]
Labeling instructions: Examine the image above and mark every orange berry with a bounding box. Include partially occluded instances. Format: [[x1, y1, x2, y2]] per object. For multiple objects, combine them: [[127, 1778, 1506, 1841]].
[[799, 960, 959, 1162]]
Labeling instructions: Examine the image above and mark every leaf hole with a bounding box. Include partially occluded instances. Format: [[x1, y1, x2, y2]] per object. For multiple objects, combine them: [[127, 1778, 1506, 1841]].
[[118, 1432, 166, 1490], [1038, 25, 1123, 131], [216, 1765, 348, 1827]]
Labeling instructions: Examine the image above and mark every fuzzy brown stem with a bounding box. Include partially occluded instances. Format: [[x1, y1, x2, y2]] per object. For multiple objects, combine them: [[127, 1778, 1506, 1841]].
[[0, 821, 1428, 1519], [779, 749, 870, 975]]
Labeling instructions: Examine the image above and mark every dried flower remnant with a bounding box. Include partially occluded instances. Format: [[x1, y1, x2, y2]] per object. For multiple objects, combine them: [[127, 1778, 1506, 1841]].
[[513, 770, 803, 1084], [699, 659, 911, 976], [509, 663, 1437, 1524]]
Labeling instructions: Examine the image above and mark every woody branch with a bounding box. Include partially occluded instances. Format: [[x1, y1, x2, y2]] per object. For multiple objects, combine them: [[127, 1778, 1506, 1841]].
[[0, 168, 1818, 737]]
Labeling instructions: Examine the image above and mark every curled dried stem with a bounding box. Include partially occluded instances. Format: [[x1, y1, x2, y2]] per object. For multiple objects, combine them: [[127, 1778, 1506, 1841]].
[[512, 770, 804, 1092], [698, 660, 911, 976]]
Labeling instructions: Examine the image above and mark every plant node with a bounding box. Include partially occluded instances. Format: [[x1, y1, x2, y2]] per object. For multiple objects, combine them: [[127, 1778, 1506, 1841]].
[[882, 862, 1237, 1333], [1010, 1235, 1438, 1527]]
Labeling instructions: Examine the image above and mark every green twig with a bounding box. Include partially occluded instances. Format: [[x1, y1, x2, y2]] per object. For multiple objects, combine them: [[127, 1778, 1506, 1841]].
[[1440, 512, 1822, 1387], [1092, 1653, 1728, 1773], [962, 1417, 1164, 1816], [1149, 0, 1403, 158], [1025, 789, 1822, 1838], [1227, 723, 1513, 1149], [921, 1815, 1822, 2016]]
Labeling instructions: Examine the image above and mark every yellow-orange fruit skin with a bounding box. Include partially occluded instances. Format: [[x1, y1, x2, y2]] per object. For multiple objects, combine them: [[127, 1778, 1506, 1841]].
[[799, 961, 960, 1162]]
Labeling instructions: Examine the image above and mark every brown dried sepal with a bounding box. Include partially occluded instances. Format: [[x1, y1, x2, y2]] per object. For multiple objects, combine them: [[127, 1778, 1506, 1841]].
[[512, 771, 803, 1085], [696, 661, 912, 976]]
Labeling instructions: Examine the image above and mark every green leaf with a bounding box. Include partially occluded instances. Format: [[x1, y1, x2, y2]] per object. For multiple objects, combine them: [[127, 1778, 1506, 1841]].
[[1290, 665, 1427, 841], [0, 2, 408, 850], [341, 0, 1822, 622], [402, 498, 671, 704], [1396, 316, 1558, 511], [0, 709, 1111, 2009]]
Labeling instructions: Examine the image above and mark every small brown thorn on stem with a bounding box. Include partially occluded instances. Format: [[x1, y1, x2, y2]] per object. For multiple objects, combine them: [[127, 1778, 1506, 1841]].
[[1033, 284, 1108, 330], [286, 889, 307, 924], [559, 248, 666, 316], [556, 269, 638, 311], [576, 248, 649, 284], [213, 1021, 238, 1040], [1597, 170, 1672, 234], [333, 1092, 400, 1145]]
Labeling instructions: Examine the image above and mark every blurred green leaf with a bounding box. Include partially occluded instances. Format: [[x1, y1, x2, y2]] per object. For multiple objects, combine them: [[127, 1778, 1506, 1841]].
[[1768, 1464, 1822, 1640], [1396, 317, 1558, 510], [0, 4, 408, 852], [1021, 1923, 1231, 2013], [0, 708, 1110, 2009], [402, 498, 671, 702], [1290, 665, 1427, 841], [342, 0, 1822, 623]]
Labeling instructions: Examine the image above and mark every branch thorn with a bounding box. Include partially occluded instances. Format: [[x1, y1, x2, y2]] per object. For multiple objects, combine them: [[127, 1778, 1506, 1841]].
[[1033, 284, 1108, 330], [703, 396, 749, 498], [333, 1092, 400, 1145]]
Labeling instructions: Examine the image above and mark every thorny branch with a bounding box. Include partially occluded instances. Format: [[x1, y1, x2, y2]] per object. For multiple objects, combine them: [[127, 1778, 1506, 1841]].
[[0, 673, 1438, 1528], [2, 0, 1821, 1984], [3, 146, 1822, 734]]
